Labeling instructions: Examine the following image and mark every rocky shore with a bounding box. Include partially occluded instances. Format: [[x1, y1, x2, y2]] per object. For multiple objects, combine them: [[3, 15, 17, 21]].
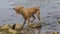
[[0, 22, 41, 34]]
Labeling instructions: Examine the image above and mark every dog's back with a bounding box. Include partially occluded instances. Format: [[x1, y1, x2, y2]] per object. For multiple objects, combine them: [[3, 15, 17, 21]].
[[26, 7, 40, 14]]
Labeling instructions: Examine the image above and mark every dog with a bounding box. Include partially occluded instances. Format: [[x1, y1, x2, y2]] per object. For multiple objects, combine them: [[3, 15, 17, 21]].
[[13, 6, 40, 27]]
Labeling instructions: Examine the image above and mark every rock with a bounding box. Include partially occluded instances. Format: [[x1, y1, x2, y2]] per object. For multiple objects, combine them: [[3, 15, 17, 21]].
[[0, 32, 8, 34], [14, 23, 23, 30], [8, 28, 17, 34], [1, 24, 11, 30], [30, 22, 42, 29], [0, 32, 2, 34], [58, 19, 60, 24], [52, 32, 59, 34]]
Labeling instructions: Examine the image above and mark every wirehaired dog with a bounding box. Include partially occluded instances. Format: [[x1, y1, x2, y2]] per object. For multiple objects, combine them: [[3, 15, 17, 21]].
[[13, 6, 40, 27]]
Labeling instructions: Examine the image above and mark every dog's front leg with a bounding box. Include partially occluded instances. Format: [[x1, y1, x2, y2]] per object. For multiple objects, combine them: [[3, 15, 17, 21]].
[[27, 18, 30, 34], [23, 19, 27, 27]]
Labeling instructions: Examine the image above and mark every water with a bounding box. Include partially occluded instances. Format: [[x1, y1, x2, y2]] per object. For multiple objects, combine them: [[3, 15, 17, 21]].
[[0, 0, 60, 34]]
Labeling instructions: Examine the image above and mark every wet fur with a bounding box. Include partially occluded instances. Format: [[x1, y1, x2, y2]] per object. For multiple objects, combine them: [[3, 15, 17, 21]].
[[13, 6, 40, 28]]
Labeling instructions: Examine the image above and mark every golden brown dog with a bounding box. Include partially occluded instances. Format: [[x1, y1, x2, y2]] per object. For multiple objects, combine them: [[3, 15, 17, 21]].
[[13, 6, 40, 27]]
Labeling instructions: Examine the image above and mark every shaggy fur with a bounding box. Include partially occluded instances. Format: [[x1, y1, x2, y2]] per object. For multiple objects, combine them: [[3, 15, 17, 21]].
[[13, 6, 40, 27]]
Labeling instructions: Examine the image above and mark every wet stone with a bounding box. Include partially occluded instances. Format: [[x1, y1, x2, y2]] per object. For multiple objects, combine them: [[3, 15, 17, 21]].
[[0, 24, 11, 30], [58, 19, 60, 24], [52, 32, 59, 34]]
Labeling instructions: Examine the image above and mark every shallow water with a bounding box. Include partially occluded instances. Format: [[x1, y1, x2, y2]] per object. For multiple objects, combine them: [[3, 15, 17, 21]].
[[0, 0, 60, 34]]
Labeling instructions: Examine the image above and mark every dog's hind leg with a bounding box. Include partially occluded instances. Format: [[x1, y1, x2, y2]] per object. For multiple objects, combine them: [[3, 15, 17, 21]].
[[31, 15, 36, 22], [38, 15, 40, 21], [36, 11, 40, 21]]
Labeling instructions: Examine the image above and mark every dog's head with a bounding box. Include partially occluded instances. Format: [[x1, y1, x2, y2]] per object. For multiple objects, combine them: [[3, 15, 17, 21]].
[[13, 6, 24, 14]]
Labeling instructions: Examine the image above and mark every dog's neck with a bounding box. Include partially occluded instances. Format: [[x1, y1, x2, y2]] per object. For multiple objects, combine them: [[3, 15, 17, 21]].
[[19, 9, 25, 15]]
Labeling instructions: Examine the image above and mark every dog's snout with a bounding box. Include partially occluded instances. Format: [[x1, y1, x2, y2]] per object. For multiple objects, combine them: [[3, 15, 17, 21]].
[[13, 8, 15, 10]]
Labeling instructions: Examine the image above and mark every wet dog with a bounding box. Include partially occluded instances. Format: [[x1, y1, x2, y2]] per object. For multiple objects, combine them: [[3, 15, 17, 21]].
[[13, 6, 40, 27]]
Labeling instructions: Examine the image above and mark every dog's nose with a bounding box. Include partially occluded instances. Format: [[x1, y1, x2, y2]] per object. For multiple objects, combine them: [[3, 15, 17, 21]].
[[13, 8, 15, 10]]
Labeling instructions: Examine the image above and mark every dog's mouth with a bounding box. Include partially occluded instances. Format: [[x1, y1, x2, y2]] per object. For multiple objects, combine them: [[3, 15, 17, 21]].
[[13, 8, 19, 14], [15, 10, 19, 14]]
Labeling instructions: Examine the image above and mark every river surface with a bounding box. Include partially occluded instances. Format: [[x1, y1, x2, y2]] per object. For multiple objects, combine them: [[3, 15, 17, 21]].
[[0, 0, 60, 34]]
